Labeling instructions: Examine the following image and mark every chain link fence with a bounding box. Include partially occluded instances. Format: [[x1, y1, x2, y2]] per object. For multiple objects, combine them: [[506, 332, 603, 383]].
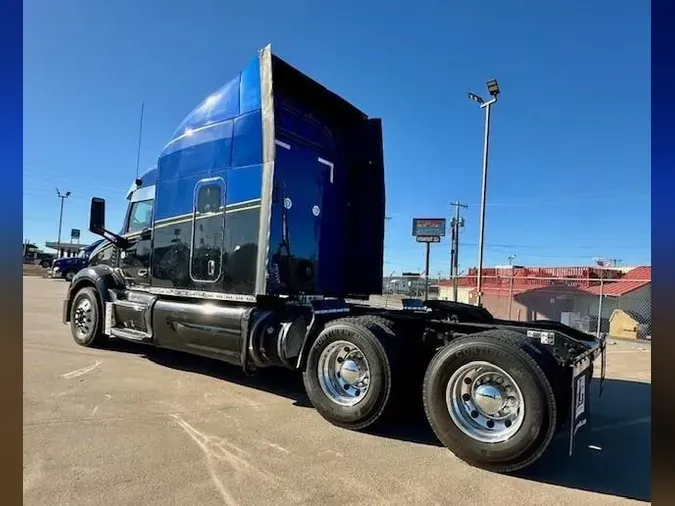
[[432, 266, 652, 341]]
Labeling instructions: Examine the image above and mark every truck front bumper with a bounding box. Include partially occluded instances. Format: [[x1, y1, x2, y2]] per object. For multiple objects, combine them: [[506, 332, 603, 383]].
[[568, 334, 607, 455]]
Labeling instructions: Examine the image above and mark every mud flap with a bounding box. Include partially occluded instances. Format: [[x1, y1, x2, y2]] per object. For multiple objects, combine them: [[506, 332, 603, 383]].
[[568, 354, 592, 456], [568, 336, 606, 456], [62, 299, 70, 324]]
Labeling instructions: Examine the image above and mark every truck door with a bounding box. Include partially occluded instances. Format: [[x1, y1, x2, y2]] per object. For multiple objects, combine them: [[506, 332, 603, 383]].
[[120, 196, 154, 288]]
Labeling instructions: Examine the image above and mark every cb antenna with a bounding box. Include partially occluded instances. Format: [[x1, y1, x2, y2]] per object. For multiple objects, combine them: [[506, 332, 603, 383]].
[[135, 102, 145, 182]]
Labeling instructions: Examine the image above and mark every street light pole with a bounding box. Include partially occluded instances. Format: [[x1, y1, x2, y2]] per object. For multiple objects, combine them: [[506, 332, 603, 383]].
[[56, 189, 71, 258], [476, 100, 493, 307], [468, 79, 500, 307]]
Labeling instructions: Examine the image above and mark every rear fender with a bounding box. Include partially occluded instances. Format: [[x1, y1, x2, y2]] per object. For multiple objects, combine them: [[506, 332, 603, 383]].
[[63, 265, 125, 323]]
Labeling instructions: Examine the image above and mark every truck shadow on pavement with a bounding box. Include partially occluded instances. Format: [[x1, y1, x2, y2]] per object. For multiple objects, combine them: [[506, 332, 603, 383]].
[[109, 341, 650, 503], [517, 377, 651, 503]]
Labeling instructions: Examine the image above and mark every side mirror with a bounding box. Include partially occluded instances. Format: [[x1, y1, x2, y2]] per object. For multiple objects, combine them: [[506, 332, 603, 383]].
[[90, 197, 106, 234]]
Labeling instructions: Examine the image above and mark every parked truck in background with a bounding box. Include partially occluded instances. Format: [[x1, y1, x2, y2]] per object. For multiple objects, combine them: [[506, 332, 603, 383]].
[[61, 45, 606, 473], [51, 240, 104, 281]]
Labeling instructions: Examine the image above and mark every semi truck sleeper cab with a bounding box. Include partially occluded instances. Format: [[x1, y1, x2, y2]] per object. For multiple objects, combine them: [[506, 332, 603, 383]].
[[62, 45, 606, 474]]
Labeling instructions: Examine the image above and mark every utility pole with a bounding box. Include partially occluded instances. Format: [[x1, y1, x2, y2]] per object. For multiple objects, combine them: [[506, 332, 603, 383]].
[[423, 244, 431, 300], [55, 189, 71, 258], [450, 202, 467, 301], [593, 257, 618, 338], [507, 254, 516, 319]]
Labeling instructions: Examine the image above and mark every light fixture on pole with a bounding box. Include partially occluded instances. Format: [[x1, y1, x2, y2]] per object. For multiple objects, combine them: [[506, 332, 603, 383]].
[[56, 189, 71, 259], [468, 78, 500, 307]]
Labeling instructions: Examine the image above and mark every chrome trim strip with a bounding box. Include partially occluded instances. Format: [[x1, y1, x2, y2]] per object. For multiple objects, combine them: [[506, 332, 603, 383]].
[[142, 286, 256, 303], [104, 302, 113, 335], [317, 157, 334, 184], [153, 198, 262, 226], [150, 204, 261, 231], [256, 44, 275, 296]]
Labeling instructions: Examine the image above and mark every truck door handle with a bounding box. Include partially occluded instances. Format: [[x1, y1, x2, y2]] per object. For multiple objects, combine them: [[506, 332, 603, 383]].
[[138, 269, 148, 278]]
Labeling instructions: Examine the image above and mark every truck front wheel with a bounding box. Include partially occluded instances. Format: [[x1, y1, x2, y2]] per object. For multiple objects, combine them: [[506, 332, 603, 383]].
[[423, 333, 558, 473], [69, 287, 106, 348], [303, 316, 402, 431]]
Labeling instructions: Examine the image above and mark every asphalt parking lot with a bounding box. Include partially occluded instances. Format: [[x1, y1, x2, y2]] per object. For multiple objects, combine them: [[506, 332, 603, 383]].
[[23, 276, 651, 505]]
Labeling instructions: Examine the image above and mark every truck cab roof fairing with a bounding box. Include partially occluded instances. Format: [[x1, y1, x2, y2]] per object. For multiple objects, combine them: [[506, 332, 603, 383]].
[[159, 49, 265, 159]]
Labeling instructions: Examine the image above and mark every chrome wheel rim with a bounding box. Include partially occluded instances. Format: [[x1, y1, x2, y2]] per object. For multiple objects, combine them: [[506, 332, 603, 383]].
[[446, 361, 525, 443], [73, 298, 94, 340], [317, 340, 371, 407]]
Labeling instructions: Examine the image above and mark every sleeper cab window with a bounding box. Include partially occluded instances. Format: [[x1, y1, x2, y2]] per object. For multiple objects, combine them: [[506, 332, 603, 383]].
[[191, 180, 225, 282], [196, 183, 222, 214], [127, 200, 154, 234]]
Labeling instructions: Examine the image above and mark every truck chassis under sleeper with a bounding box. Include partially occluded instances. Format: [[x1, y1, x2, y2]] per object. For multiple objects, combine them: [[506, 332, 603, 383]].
[[63, 272, 605, 474]]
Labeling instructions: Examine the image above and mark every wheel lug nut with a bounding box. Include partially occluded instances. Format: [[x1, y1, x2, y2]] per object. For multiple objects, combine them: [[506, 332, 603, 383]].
[[487, 420, 495, 428], [505, 420, 512, 428], [470, 410, 479, 418], [462, 393, 471, 402], [464, 377, 472, 385]]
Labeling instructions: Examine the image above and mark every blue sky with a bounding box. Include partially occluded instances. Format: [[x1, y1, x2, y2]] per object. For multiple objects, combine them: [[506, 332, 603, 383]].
[[23, 0, 651, 276]]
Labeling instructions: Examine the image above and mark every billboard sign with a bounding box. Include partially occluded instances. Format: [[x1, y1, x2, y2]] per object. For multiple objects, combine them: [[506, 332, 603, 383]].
[[412, 218, 446, 237], [70, 228, 81, 240]]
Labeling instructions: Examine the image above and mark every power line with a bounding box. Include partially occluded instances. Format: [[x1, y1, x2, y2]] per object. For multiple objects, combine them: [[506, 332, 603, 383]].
[[458, 242, 649, 251]]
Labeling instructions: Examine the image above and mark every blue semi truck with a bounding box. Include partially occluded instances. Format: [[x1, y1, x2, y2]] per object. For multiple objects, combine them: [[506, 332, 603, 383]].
[[51, 240, 104, 281], [61, 45, 606, 473]]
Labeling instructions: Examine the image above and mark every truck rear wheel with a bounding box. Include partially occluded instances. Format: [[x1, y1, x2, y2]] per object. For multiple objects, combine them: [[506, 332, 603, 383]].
[[69, 287, 107, 348], [423, 333, 557, 473], [303, 316, 401, 431]]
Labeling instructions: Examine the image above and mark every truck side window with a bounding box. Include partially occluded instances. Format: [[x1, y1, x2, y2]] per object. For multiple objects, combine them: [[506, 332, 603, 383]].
[[191, 180, 225, 282], [127, 199, 154, 234], [89, 246, 115, 267]]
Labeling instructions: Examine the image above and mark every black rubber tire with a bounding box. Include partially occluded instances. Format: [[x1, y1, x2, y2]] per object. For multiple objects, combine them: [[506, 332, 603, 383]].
[[69, 287, 107, 348], [302, 315, 402, 431], [64, 270, 76, 282], [423, 331, 558, 473]]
